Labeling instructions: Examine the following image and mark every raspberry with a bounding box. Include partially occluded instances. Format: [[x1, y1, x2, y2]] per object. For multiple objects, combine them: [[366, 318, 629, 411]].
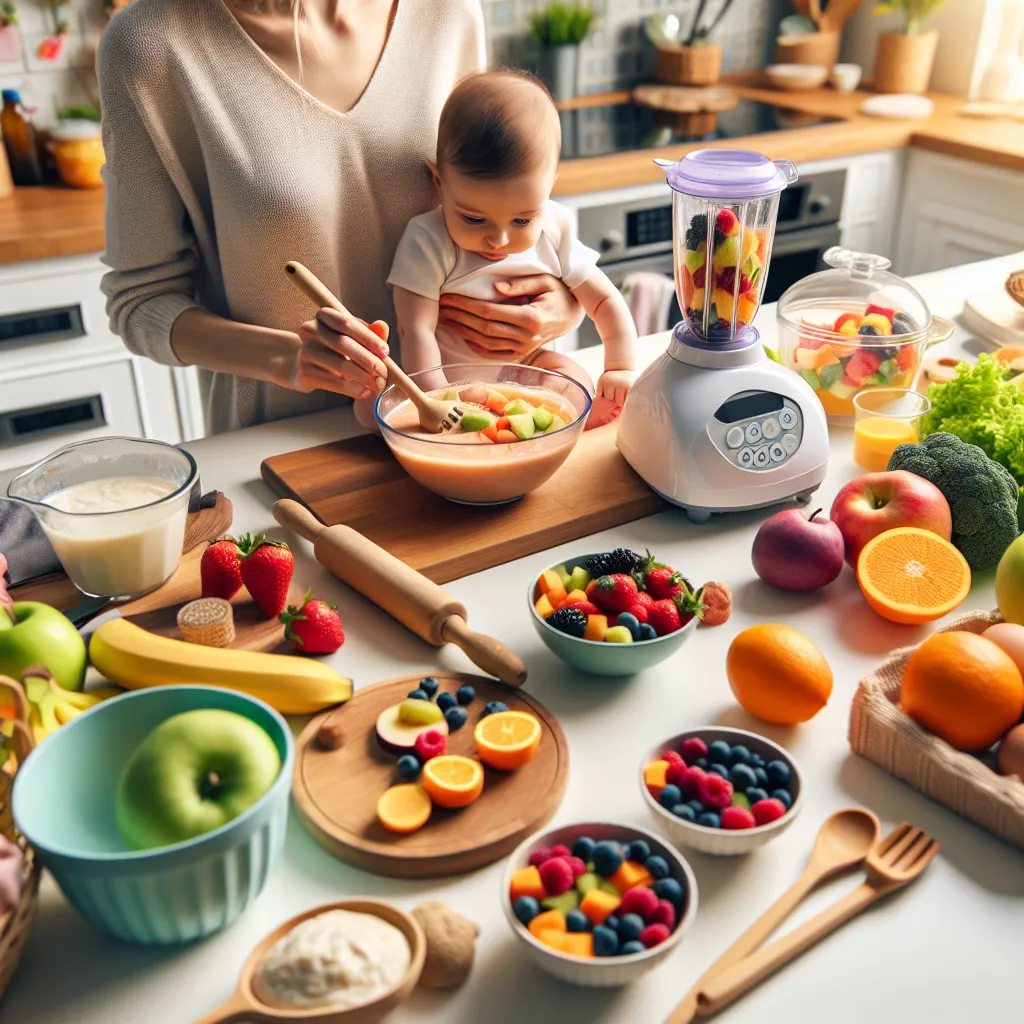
[[665, 760, 688, 787], [721, 806, 756, 830], [538, 856, 574, 896], [678, 765, 706, 798], [649, 899, 676, 929], [698, 772, 734, 810], [693, 264, 706, 288], [567, 856, 587, 879], [528, 848, 553, 867], [619, 885, 659, 921], [662, 750, 685, 768], [715, 208, 739, 235], [549, 844, 571, 859], [679, 737, 707, 764], [752, 798, 788, 826], [639, 923, 671, 948], [413, 729, 447, 762]]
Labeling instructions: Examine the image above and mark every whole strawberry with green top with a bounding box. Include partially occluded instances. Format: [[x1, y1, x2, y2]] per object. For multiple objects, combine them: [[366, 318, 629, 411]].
[[238, 533, 294, 618], [201, 536, 243, 600], [587, 573, 638, 613], [647, 582, 706, 636], [279, 589, 345, 654]]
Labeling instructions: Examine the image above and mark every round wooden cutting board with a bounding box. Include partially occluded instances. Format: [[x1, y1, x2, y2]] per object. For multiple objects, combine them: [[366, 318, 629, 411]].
[[292, 673, 569, 878]]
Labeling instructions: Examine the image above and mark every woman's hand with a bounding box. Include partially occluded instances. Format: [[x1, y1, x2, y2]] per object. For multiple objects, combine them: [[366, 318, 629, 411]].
[[290, 307, 391, 399], [437, 274, 584, 358]]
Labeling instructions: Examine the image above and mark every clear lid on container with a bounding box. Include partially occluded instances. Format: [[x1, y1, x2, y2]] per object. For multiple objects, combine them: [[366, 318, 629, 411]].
[[777, 247, 931, 341], [659, 149, 799, 200]]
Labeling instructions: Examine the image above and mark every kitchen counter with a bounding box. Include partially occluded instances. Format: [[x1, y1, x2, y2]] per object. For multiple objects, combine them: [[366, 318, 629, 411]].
[[0, 184, 106, 266], [7, 253, 1024, 1024]]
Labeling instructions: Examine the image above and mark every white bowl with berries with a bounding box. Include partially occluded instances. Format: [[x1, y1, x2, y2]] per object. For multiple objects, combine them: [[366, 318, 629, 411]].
[[501, 821, 698, 986], [640, 727, 804, 856]]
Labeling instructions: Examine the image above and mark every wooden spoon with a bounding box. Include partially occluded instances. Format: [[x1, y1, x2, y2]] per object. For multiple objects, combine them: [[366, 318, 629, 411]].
[[194, 900, 426, 1024], [819, 0, 862, 32], [285, 262, 463, 434], [665, 808, 880, 1024], [695, 822, 939, 1016]]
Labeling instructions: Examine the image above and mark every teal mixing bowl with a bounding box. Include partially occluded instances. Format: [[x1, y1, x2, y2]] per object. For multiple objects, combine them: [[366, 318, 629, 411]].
[[528, 554, 697, 677], [12, 685, 293, 944]]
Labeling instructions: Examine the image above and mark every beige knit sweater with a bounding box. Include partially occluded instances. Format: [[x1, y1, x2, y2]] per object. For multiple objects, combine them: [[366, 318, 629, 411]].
[[98, 0, 485, 434]]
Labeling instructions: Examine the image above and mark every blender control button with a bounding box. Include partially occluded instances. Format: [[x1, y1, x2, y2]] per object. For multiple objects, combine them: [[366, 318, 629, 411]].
[[737, 447, 755, 468], [782, 432, 799, 454], [754, 446, 771, 468], [762, 417, 781, 439], [779, 408, 797, 429], [745, 422, 763, 444], [726, 426, 745, 449], [769, 443, 786, 463]]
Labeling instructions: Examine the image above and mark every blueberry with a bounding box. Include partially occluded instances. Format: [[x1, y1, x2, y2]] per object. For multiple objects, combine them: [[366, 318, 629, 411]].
[[592, 924, 619, 956], [638, 623, 658, 641], [481, 700, 508, 717], [694, 757, 707, 769], [750, 752, 765, 768], [858, 324, 880, 336], [566, 909, 589, 933], [652, 877, 685, 906], [753, 766, 769, 788], [729, 764, 758, 793], [593, 840, 624, 877], [456, 684, 476, 706], [621, 940, 646, 955], [437, 692, 457, 713], [771, 788, 793, 810], [729, 744, 752, 766], [444, 706, 468, 732], [708, 763, 730, 779], [672, 803, 696, 821], [746, 786, 768, 805], [645, 855, 670, 879], [573, 836, 596, 862], [604, 914, 620, 933], [513, 895, 540, 924], [686, 799, 705, 816], [766, 760, 792, 787], [617, 913, 645, 944], [627, 840, 651, 863], [418, 676, 439, 697], [708, 740, 731, 763], [659, 784, 683, 809], [396, 753, 421, 780], [697, 811, 721, 828], [617, 612, 642, 639], [406, 689, 429, 701]]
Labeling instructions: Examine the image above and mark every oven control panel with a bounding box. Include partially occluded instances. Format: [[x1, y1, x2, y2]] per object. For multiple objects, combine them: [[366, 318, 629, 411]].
[[709, 391, 803, 471]]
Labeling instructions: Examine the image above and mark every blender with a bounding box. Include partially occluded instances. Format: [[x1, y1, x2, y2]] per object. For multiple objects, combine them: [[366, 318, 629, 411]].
[[616, 149, 830, 522]]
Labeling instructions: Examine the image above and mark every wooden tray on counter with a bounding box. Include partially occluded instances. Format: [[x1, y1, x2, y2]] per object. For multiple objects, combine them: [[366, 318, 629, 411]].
[[260, 424, 667, 584]]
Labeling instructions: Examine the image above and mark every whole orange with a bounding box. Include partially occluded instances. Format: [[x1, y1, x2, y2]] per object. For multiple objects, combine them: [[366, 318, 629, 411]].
[[726, 623, 833, 725], [901, 631, 1024, 751]]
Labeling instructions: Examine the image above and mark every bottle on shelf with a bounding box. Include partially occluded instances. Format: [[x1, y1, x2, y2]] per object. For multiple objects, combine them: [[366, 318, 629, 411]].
[[1, 89, 45, 186]]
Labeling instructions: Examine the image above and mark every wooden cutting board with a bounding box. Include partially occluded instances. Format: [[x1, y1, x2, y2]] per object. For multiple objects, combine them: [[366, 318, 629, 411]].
[[292, 673, 569, 878], [261, 424, 667, 584]]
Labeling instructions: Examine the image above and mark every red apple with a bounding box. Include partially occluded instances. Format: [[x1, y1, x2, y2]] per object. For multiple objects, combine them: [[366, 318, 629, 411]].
[[752, 507, 845, 592], [830, 470, 952, 568]]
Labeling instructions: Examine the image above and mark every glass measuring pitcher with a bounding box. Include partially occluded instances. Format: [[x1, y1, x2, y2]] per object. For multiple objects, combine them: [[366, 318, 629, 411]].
[[7, 437, 197, 599]]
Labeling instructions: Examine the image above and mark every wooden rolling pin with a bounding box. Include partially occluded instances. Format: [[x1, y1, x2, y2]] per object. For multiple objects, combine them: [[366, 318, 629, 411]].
[[273, 499, 527, 690]]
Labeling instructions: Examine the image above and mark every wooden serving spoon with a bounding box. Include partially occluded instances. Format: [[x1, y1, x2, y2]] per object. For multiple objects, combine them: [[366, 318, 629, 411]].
[[665, 808, 880, 1024], [194, 900, 426, 1024], [285, 262, 463, 434]]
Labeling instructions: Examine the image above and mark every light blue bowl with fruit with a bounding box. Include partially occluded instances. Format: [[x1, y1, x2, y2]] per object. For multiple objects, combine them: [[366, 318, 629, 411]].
[[12, 685, 293, 944], [528, 553, 698, 677]]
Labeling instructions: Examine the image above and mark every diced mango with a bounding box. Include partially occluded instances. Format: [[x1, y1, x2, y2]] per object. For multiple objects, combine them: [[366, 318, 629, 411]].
[[579, 888, 620, 926], [495, 429, 518, 444], [527, 908, 566, 939], [690, 288, 705, 310], [510, 865, 547, 902], [644, 759, 670, 797], [812, 346, 841, 371], [584, 614, 608, 642], [609, 861, 654, 893], [485, 393, 508, 415], [537, 570, 568, 607], [558, 589, 588, 609], [482, 425, 499, 443], [737, 294, 757, 324], [741, 230, 758, 263], [538, 930, 594, 958], [535, 594, 555, 619]]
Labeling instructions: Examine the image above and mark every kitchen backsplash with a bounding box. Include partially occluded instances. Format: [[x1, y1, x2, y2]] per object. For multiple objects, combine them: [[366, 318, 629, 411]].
[[484, 0, 771, 93]]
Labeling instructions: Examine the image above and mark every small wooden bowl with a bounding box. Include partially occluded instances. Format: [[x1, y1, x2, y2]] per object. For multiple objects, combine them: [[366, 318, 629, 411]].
[[766, 63, 829, 91]]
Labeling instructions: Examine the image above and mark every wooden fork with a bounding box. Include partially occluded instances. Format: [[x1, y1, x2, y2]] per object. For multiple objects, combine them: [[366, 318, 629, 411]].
[[694, 823, 940, 1017]]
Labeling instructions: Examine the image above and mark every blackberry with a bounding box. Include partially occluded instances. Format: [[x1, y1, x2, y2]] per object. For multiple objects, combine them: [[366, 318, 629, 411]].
[[547, 607, 587, 638], [684, 213, 708, 250], [583, 547, 642, 576]]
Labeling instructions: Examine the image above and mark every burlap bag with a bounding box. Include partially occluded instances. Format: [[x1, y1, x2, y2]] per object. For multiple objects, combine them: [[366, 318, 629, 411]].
[[848, 608, 1024, 850]]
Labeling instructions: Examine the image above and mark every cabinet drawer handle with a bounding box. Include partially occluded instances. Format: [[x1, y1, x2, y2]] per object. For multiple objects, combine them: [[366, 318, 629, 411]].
[[0, 395, 106, 446], [0, 304, 85, 348]]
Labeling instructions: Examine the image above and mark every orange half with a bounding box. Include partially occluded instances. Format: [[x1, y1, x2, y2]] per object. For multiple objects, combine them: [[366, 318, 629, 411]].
[[857, 527, 971, 625], [475, 710, 542, 771], [421, 755, 484, 808]]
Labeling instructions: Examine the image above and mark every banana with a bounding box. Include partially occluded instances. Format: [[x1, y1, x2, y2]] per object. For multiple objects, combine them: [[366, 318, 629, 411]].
[[16, 668, 120, 744], [89, 618, 353, 715]]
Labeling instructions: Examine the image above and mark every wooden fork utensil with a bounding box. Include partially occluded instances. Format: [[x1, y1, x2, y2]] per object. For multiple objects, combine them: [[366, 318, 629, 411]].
[[285, 261, 464, 434]]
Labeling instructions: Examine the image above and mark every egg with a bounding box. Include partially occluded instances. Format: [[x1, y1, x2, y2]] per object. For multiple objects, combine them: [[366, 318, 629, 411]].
[[997, 723, 1024, 780], [982, 623, 1024, 678]]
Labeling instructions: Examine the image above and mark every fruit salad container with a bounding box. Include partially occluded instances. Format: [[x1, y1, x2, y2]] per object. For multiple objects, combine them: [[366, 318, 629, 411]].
[[777, 247, 955, 423], [641, 727, 803, 856], [502, 821, 698, 987]]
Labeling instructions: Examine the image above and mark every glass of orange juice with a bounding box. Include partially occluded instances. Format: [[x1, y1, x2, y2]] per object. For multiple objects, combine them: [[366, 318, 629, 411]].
[[853, 388, 930, 472]]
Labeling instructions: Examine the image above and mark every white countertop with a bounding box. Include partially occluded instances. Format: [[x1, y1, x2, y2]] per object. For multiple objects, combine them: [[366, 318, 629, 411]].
[[9, 254, 1024, 1024]]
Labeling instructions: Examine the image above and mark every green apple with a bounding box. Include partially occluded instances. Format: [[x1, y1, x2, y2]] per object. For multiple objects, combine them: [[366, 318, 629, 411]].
[[0, 602, 86, 692], [116, 709, 281, 850]]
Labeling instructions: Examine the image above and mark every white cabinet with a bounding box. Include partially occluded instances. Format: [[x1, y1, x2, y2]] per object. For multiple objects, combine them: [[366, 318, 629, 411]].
[[895, 150, 1024, 275]]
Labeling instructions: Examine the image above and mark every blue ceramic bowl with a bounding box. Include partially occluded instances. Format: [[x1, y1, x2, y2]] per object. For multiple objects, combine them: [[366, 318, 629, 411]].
[[528, 554, 697, 677], [12, 686, 294, 944]]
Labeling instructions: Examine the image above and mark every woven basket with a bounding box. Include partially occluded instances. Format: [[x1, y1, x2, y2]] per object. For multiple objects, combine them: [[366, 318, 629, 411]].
[[849, 609, 1024, 850], [1006, 270, 1024, 309], [655, 44, 722, 86]]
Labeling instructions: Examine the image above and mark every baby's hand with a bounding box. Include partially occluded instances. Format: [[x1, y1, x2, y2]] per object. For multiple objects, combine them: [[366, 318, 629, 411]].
[[597, 369, 636, 408]]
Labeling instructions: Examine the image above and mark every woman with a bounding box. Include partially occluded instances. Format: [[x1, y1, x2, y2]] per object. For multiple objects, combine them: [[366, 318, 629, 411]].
[[98, 0, 583, 434]]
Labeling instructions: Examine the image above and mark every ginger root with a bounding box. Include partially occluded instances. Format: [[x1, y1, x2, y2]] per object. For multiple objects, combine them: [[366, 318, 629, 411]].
[[411, 901, 479, 989]]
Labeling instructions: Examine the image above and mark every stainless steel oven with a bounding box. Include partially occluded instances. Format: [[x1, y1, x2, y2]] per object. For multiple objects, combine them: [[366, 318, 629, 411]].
[[575, 168, 846, 347]]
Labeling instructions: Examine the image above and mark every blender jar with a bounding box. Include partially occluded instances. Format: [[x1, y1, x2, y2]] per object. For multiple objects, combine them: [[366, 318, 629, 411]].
[[776, 247, 955, 422], [661, 150, 799, 344]]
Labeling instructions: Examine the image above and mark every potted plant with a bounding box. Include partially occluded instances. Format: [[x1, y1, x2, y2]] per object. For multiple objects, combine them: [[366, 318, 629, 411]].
[[871, 0, 947, 95], [530, 3, 595, 104], [647, 0, 735, 87]]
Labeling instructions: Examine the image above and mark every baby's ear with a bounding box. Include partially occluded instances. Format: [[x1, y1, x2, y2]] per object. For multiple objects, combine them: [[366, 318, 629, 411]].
[[425, 159, 442, 197]]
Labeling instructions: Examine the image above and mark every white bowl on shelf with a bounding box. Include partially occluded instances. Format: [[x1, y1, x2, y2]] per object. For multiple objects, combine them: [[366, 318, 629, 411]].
[[766, 64, 829, 91], [829, 63, 863, 93]]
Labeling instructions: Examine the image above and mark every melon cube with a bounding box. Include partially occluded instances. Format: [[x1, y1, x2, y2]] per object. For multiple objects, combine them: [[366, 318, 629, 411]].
[[644, 759, 670, 797], [510, 865, 547, 902], [580, 888, 620, 926], [584, 614, 608, 641], [536, 570, 567, 607], [609, 860, 654, 893], [539, 930, 594, 958], [535, 594, 556, 619], [558, 589, 588, 609], [527, 908, 566, 939]]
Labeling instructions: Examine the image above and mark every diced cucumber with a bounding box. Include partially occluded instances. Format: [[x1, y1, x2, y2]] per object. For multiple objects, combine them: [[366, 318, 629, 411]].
[[508, 413, 536, 440], [532, 406, 555, 431], [576, 872, 601, 895], [505, 399, 534, 417], [799, 369, 823, 391], [541, 890, 580, 914], [460, 410, 495, 432]]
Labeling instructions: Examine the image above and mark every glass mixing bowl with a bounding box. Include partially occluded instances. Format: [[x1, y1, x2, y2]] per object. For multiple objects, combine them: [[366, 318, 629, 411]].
[[374, 364, 592, 505]]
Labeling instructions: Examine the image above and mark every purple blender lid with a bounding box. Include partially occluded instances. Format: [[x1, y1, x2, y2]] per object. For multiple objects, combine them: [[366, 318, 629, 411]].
[[658, 149, 799, 199]]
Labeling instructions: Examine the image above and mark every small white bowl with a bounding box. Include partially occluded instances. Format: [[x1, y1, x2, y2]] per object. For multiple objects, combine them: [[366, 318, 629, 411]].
[[829, 62, 862, 93], [766, 63, 828, 91], [640, 727, 804, 857], [501, 821, 698, 987]]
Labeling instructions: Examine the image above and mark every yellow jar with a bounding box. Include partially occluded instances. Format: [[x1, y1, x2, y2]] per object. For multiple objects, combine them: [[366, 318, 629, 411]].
[[48, 122, 105, 189]]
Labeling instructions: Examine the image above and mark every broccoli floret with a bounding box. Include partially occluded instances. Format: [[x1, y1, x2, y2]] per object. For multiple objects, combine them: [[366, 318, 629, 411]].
[[887, 432, 1021, 571]]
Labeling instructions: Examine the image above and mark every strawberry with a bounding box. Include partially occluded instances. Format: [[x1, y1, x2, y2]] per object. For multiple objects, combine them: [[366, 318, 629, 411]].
[[625, 602, 649, 624], [563, 599, 601, 616], [590, 573, 639, 613], [648, 583, 706, 636], [279, 589, 345, 654], [201, 537, 243, 600], [238, 534, 294, 618], [644, 567, 683, 600], [631, 590, 656, 613]]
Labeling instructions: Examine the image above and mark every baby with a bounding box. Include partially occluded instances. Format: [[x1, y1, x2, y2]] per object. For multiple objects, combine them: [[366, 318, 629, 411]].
[[386, 69, 637, 427]]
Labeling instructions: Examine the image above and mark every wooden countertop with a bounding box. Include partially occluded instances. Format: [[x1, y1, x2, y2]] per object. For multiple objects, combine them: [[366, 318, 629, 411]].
[[2, 73, 1022, 264]]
